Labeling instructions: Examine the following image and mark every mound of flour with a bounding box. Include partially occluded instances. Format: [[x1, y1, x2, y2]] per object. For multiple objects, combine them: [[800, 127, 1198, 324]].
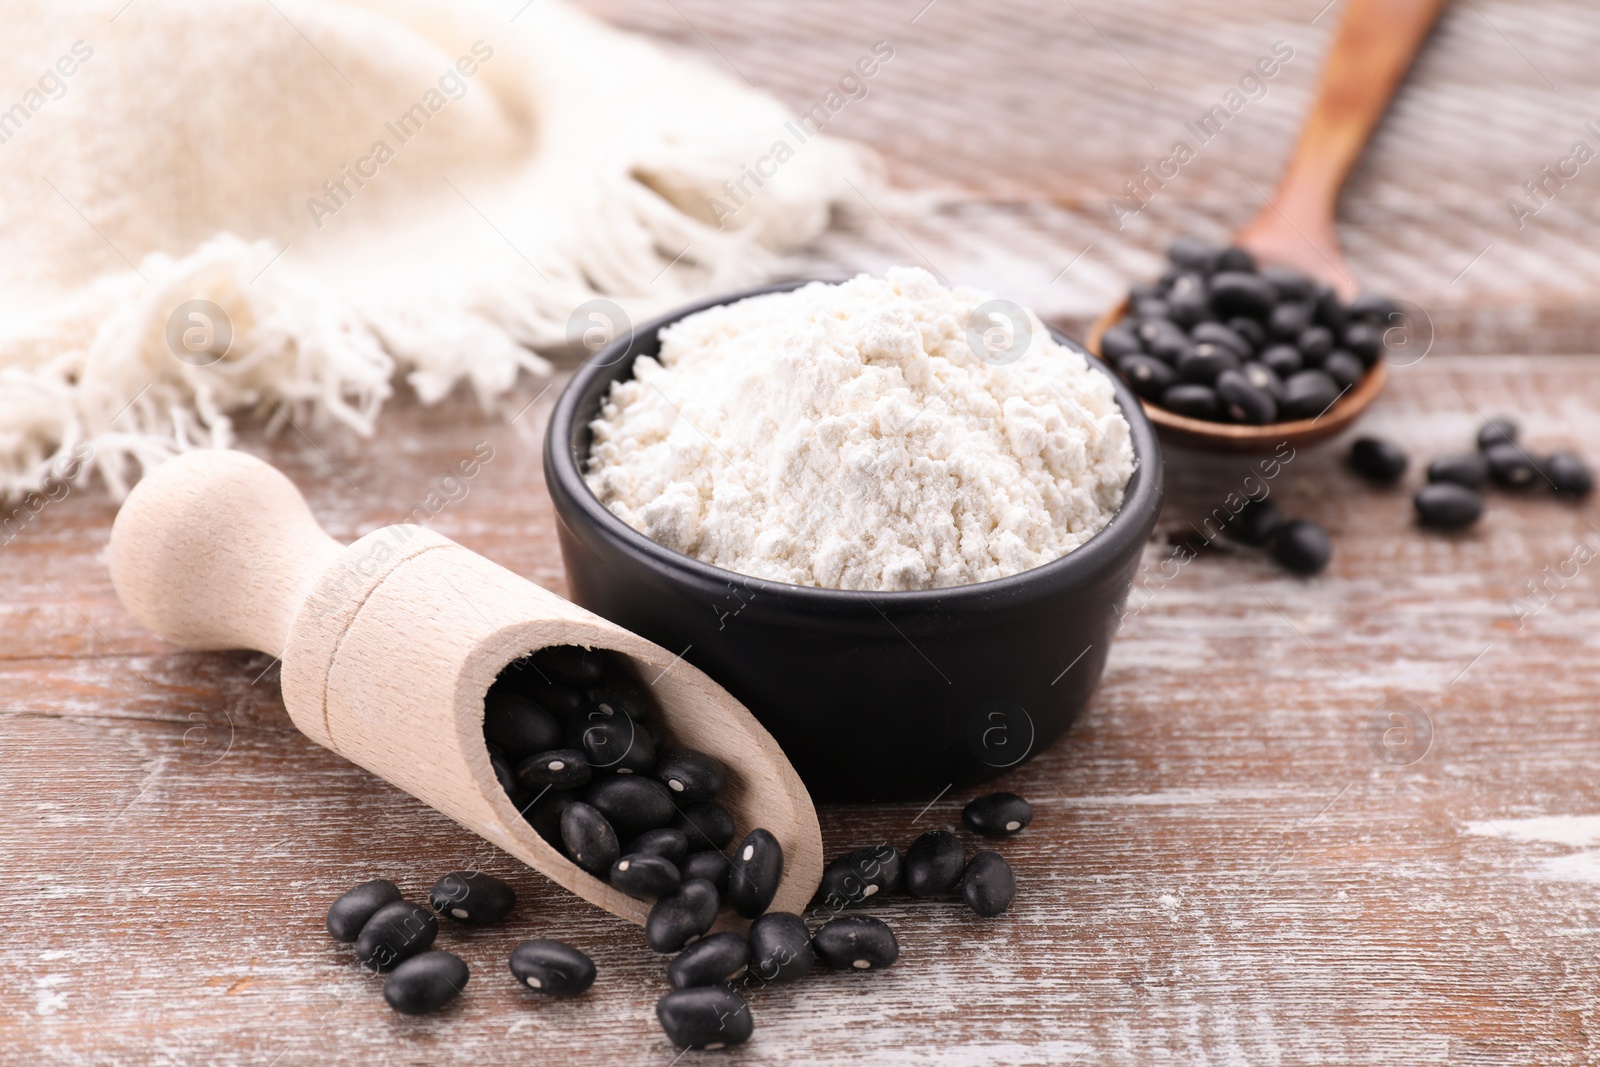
[[584, 268, 1135, 591]]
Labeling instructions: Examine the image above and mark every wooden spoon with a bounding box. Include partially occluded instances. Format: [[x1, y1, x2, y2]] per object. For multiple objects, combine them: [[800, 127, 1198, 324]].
[[1089, 0, 1450, 453], [106, 448, 823, 927]]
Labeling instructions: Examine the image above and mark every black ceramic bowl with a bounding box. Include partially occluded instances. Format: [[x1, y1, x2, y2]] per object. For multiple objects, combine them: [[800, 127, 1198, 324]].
[[545, 280, 1164, 802]]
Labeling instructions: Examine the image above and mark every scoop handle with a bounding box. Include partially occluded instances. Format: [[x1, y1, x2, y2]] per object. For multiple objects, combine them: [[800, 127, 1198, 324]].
[[108, 449, 343, 656]]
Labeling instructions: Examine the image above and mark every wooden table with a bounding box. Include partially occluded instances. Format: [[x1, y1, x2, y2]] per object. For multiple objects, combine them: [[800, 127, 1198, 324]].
[[7, 1, 1600, 1064]]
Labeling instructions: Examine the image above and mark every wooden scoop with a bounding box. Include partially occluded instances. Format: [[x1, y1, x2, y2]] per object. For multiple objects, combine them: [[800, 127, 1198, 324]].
[[1089, 0, 1449, 452], [106, 448, 822, 926]]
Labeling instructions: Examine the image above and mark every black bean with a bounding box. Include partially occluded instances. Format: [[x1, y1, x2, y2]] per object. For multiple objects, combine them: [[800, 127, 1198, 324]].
[[1190, 322, 1251, 358], [1157, 264, 1185, 290], [1119, 355, 1178, 401], [654, 749, 728, 804], [1167, 236, 1223, 272], [728, 829, 784, 919], [668, 932, 749, 990], [1100, 324, 1143, 361], [524, 788, 579, 849], [1312, 284, 1347, 331], [1259, 343, 1304, 378], [610, 853, 682, 899], [1485, 442, 1539, 489], [675, 802, 736, 853], [1226, 497, 1284, 547], [483, 687, 562, 762], [1323, 351, 1366, 390], [1215, 246, 1256, 273], [962, 851, 1016, 917], [1215, 369, 1278, 424], [1268, 301, 1311, 341], [583, 666, 657, 720], [1129, 282, 1161, 303], [1477, 418, 1518, 451], [680, 851, 733, 897], [383, 950, 468, 1015], [1348, 437, 1408, 484], [516, 749, 592, 791], [812, 915, 899, 971], [566, 704, 655, 774], [1296, 326, 1334, 364], [963, 792, 1033, 838], [560, 801, 619, 878], [1208, 272, 1276, 318], [818, 845, 902, 908], [530, 645, 607, 686], [524, 677, 586, 716], [429, 871, 516, 925], [746, 912, 815, 985], [1271, 519, 1331, 575], [1341, 321, 1382, 362], [1145, 329, 1193, 365], [326, 879, 401, 942], [1240, 362, 1285, 402], [1167, 288, 1211, 329], [626, 827, 690, 865], [1544, 451, 1593, 496], [1428, 452, 1488, 488], [488, 747, 521, 800], [904, 831, 966, 898], [354, 900, 438, 971], [1162, 383, 1219, 420], [1281, 369, 1341, 420], [1262, 265, 1314, 303], [586, 775, 676, 837], [646, 879, 721, 953], [1227, 316, 1266, 348], [1347, 292, 1401, 320], [1414, 483, 1483, 528], [656, 986, 753, 1050], [1132, 297, 1170, 322], [509, 938, 596, 996]]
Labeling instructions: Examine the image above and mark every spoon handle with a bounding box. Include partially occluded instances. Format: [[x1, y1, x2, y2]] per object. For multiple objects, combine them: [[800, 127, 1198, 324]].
[[1236, 0, 1450, 294]]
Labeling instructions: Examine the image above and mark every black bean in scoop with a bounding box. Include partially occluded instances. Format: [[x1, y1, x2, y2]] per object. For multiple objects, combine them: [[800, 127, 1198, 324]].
[[531, 645, 607, 686], [626, 827, 690, 865], [1348, 437, 1408, 484], [675, 802, 736, 853], [1119, 354, 1178, 401], [586, 775, 675, 837], [1226, 497, 1284, 547], [747, 912, 815, 984], [1477, 418, 1518, 451], [646, 879, 721, 953], [1281, 369, 1341, 420], [668, 932, 749, 989], [610, 853, 682, 900], [1215, 368, 1277, 424], [488, 747, 520, 799], [483, 687, 562, 762], [962, 851, 1017, 917], [1485, 442, 1538, 489], [567, 704, 655, 774], [1271, 519, 1331, 575], [963, 792, 1034, 838], [516, 749, 591, 791], [813, 915, 899, 971], [560, 801, 619, 878], [656, 986, 753, 1050], [818, 845, 901, 907], [327, 879, 401, 942], [904, 831, 966, 898], [1428, 452, 1488, 488], [429, 871, 516, 925], [1162, 383, 1219, 420], [1414, 482, 1483, 529], [355, 900, 438, 971], [728, 829, 784, 919], [583, 667, 656, 720], [680, 850, 733, 897], [655, 749, 728, 804], [1544, 451, 1593, 496], [509, 938, 596, 996], [525, 788, 578, 850], [383, 950, 468, 1015]]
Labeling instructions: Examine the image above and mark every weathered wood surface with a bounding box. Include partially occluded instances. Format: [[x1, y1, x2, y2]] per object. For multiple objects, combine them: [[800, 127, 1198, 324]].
[[5, 354, 1600, 1065]]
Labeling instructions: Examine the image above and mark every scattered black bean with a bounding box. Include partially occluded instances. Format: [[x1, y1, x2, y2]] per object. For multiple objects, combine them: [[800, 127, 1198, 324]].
[[586, 775, 676, 837], [1544, 451, 1593, 496], [668, 932, 749, 989], [560, 801, 620, 878], [626, 827, 690, 865], [904, 831, 966, 898], [1215, 368, 1278, 424], [1477, 418, 1518, 451], [326, 879, 401, 943], [530, 645, 607, 686], [354, 900, 438, 971], [679, 851, 733, 897], [509, 938, 596, 996], [963, 793, 1033, 838], [383, 950, 468, 1015], [1271, 518, 1332, 575], [1349, 437, 1409, 484], [1414, 483, 1483, 529], [728, 829, 784, 919], [818, 845, 902, 907], [1428, 452, 1488, 488], [646, 879, 721, 953], [483, 687, 562, 762], [1485, 442, 1538, 489], [1226, 497, 1284, 547], [1281, 369, 1341, 420], [515, 749, 592, 791], [566, 704, 656, 774], [962, 851, 1017, 918], [812, 915, 899, 971], [656, 985, 753, 1050], [1119, 354, 1178, 400], [428, 871, 516, 925], [675, 802, 736, 853], [746, 912, 815, 985], [610, 853, 682, 899], [654, 749, 728, 804], [1162, 383, 1219, 420]]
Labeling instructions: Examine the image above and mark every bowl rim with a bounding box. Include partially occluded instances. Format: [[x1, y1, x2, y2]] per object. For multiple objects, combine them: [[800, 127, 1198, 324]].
[[545, 278, 1165, 607]]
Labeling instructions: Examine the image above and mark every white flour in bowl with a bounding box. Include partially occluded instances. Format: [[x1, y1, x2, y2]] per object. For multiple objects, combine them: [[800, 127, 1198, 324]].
[[583, 268, 1135, 591]]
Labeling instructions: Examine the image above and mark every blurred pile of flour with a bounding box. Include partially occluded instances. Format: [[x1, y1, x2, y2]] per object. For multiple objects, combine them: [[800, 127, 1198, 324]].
[[0, 0, 875, 499]]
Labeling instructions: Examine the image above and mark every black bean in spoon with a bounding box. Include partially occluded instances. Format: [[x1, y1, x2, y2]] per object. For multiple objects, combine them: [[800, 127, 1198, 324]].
[[1323, 351, 1365, 390], [560, 801, 619, 878], [656, 986, 753, 1050], [1271, 519, 1331, 575], [1120, 355, 1178, 401], [327, 880, 401, 943], [626, 827, 690, 865], [567, 704, 655, 774], [654, 749, 728, 804], [904, 831, 966, 898], [680, 850, 733, 898], [813, 915, 899, 971], [509, 938, 596, 996], [1281, 369, 1341, 420], [516, 749, 591, 791], [728, 828, 784, 919], [609, 853, 682, 900], [1162, 383, 1219, 420], [586, 775, 676, 837], [646, 879, 721, 953], [483, 688, 562, 762], [1215, 368, 1277, 424], [530, 645, 607, 686], [667, 932, 749, 989], [1259, 343, 1304, 378], [675, 802, 736, 853], [1428, 452, 1488, 488], [747, 912, 815, 985], [962, 851, 1017, 918], [428, 871, 516, 925], [383, 950, 468, 1015], [1414, 483, 1483, 529], [1348, 436, 1408, 484], [963, 792, 1034, 838]]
